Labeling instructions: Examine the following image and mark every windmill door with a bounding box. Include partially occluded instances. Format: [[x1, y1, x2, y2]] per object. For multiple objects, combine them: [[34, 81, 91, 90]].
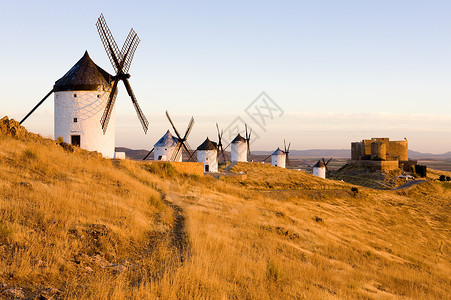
[[205, 165, 209, 172], [71, 135, 80, 147]]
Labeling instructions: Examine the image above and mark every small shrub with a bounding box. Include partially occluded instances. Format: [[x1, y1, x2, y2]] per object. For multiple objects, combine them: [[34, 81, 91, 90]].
[[23, 148, 37, 160], [145, 162, 177, 177], [56, 136, 64, 144], [351, 187, 359, 196], [447, 176, 451, 182], [439, 175, 446, 182], [266, 260, 284, 283]]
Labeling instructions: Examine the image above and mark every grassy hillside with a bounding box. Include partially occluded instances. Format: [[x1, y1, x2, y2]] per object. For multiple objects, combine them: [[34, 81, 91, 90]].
[[0, 117, 450, 299]]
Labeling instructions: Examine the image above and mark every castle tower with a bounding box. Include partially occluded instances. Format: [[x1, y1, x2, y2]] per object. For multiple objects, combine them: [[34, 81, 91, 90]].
[[196, 137, 218, 173], [154, 130, 181, 161], [271, 148, 286, 168], [53, 51, 116, 158], [231, 134, 247, 162], [371, 142, 387, 160]]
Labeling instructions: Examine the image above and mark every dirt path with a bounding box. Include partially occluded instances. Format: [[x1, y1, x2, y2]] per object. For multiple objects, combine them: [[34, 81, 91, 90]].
[[391, 180, 427, 190], [163, 197, 190, 262]]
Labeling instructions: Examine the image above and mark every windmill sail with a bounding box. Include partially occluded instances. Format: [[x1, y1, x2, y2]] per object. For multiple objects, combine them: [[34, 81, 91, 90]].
[[96, 14, 149, 134]]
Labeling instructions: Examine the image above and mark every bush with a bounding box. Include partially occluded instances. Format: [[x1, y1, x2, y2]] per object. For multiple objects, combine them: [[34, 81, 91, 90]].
[[145, 162, 177, 177], [351, 187, 359, 196], [439, 175, 446, 181], [447, 176, 451, 182]]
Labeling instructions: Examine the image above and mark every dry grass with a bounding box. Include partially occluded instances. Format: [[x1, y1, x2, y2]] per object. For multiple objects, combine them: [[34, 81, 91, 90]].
[[0, 120, 449, 299]]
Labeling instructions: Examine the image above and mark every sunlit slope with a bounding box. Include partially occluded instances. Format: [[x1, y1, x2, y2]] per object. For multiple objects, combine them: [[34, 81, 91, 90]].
[[0, 117, 449, 299], [0, 117, 173, 298]]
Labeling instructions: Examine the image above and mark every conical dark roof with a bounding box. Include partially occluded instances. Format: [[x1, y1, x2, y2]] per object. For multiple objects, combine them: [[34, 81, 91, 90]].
[[197, 137, 217, 151], [53, 51, 113, 92], [232, 134, 246, 143], [313, 160, 325, 168], [154, 130, 179, 147], [271, 147, 284, 156]]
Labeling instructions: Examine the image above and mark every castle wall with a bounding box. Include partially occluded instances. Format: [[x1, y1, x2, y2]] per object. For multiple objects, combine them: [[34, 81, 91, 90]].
[[348, 160, 399, 171], [371, 142, 386, 160], [387, 140, 408, 161], [351, 142, 363, 160]]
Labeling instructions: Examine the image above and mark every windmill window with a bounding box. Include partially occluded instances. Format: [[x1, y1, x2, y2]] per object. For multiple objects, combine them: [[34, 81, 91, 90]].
[[206, 157, 208, 161], [73, 94, 77, 98], [73, 118, 78, 123], [97, 94, 100, 98]]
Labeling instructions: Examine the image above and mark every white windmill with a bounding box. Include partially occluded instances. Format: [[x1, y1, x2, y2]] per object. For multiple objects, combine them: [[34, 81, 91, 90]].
[[20, 15, 149, 159], [263, 140, 290, 168], [152, 130, 181, 161], [313, 158, 331, 179], [271, 148, 286, 168], [143, 111, 195, 162], [196, 138, 218, 173], [230, 125, 252, 163]]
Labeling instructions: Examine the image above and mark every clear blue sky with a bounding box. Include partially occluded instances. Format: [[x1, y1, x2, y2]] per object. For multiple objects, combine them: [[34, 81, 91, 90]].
[[1, 1, 450, 153]]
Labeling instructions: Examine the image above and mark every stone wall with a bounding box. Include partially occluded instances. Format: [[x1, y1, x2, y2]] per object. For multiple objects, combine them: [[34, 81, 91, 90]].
[[351, 138, 408, 162], [348, 160, 399, 171]]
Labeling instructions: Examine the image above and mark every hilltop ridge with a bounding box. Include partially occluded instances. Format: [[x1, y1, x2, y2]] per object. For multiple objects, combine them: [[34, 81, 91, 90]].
[[0, 117, 449, 299]]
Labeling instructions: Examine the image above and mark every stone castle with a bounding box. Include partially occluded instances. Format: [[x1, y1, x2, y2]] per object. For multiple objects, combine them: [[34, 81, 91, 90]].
[[350, 138, 416, 171]]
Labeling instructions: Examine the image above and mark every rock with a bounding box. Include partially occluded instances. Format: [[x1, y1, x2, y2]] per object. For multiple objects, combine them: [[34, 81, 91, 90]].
[[105, 263, 127, 273], [0, 116, 29, 139], [90, 255, 111, 268], [84, 266, 94, 272], [38, 287, 62, 299], [2, 288, 25, 298]]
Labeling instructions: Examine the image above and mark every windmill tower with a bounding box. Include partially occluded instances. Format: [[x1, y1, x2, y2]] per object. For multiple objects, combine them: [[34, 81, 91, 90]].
[[196, 138, 218, 173], [216, 124, 227, 163], [313, 160, 327, 179], [152, 130, 180, 161], [20, 51, 118, 158], [20, 14, 148, 159], [270, 148, 286, 168], [231, 134, 247, 162], [143, 111, 195, 162], [53, 51, 116, 157], [230, 125, 251, 163], [264, 140, 290, 168]]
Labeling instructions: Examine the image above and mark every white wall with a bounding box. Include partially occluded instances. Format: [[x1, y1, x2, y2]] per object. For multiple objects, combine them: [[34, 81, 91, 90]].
[[197, 150, 218, 172], [154, 146, 183, 162], [271, 154, 286, 168], [231, 142, 247, 162], [313, 167, 326, 179], [54, 90, 115, 158]]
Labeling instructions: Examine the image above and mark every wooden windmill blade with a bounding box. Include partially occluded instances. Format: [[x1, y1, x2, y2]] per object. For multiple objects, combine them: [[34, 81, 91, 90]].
[[187, 149, 197, 162], [123, 78, 149, 133], [20, 89, 54, 124], [263, 153, 272, 161], [100, 79, 119, 133], [171, 142, 184, 161], [165, 111, 182, 139], [183, 117, 195, 141], [181, 139, 194, 161], [120, 29, 140, 74], [216, 124, 226, 163], [96, 14, 122, 73], [143, 148, 154, 160], [96, 14, 149, 134], [245, 124, 252, 157], [285, 141, 291, 166]]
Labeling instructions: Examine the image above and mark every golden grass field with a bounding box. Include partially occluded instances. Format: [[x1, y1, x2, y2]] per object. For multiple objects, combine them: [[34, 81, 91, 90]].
[[0, 118, 449, 299]]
